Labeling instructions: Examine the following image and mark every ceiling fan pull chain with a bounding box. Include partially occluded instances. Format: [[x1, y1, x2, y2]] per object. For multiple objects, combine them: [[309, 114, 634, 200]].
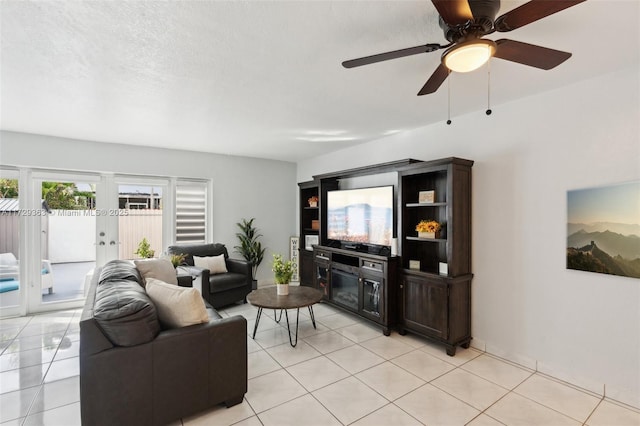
[[446, 70, 452, 125], [486, 55, 492, 116]]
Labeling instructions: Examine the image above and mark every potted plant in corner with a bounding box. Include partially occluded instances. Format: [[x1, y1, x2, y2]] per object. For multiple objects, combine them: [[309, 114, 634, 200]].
[[134, 237, 155, 258], [234, 218, 266, 290], [272, 254, 296, 296]]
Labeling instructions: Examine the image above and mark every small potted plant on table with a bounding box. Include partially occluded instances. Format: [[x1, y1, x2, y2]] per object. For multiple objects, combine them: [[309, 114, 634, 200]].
[[416, 220, 442, 239], [272, 254, 296, 296]]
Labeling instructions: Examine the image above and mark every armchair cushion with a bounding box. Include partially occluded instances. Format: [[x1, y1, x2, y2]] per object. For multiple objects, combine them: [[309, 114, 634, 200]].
[[134, 258, 178, 286], [194, 254, 228, 275], [146, 278, 209, 329]]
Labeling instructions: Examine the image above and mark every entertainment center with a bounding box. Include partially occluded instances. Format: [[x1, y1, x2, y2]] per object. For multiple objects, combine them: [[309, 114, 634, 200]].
[[298, 157, 473, 355]]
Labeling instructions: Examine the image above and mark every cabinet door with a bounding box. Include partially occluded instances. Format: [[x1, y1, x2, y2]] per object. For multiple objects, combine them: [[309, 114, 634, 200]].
[[401, 275, 448, 339], [299, 250, 315, 287]]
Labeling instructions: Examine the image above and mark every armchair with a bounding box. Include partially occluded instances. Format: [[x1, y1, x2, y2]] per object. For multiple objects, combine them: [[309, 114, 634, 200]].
[[167, 243, 252, 309]]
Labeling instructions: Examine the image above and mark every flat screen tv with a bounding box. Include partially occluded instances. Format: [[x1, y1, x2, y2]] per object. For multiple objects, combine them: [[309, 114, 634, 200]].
[[327, 186, 394, 247]]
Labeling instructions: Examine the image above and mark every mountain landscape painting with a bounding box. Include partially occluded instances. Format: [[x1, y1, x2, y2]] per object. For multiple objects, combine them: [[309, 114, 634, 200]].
[[567, 181, 640, 279]]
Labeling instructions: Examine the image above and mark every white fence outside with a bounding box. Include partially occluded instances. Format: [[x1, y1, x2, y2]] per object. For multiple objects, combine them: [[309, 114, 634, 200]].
[[47, 209, 163, 262]]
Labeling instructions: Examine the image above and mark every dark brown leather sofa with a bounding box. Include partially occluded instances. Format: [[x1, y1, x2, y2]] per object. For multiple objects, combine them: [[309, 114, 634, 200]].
[[167, 243, 252, 309], [80, 260, 247, 426]]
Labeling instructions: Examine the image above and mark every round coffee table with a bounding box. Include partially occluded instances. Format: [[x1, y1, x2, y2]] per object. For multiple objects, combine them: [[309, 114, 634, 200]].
[[247, 286, 323, 347]]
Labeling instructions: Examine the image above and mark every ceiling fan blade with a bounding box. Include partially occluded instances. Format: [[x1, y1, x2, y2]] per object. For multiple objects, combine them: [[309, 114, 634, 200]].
[[494, 39, 572, 70], [431, 0, 474, 26], [418, 64, 450, 96], [342, 44, 442, 68], [495, 0, 586, 32]]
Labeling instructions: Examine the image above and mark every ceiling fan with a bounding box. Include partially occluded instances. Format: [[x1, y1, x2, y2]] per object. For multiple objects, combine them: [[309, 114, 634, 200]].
[[342, 0, 586, 96]]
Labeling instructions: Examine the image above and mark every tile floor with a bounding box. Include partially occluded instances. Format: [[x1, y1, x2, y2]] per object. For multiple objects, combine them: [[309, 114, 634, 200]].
[[1, 302, 640, 425]]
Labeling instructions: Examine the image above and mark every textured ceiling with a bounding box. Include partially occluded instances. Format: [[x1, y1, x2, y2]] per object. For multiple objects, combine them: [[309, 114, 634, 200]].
[[1, 1, 638, 162]]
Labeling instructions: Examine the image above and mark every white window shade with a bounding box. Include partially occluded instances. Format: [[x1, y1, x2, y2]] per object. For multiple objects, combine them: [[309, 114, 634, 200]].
[[175, 182, 208, 244]]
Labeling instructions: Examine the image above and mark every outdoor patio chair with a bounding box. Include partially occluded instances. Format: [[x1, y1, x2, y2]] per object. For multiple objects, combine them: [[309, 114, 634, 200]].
[[0, 253, 54, 293]]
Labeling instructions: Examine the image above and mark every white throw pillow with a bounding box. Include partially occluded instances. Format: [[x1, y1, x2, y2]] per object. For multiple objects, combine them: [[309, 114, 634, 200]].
[[134, 258, 178, 286], [193, 254, 228, 274], [145, 278, 209, 328]]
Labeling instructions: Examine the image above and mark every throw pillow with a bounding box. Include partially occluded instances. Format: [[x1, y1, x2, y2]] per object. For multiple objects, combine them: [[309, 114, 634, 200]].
[[134, 258, 178, 286], [193, 254, 228, 274], [145, 278, 209, 328]]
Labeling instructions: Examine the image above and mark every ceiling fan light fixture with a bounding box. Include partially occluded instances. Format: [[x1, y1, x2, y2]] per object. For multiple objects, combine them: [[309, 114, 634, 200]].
[[442, 39, 497, 73]]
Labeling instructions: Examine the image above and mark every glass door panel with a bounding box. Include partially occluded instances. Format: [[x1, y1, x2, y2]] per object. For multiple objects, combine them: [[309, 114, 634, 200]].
[[39, 180, 97, 306], [0, 170, 23, 317], [117, 183, 165, 260]]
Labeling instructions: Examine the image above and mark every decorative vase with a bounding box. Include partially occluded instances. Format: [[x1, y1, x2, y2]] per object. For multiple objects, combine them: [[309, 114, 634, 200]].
[[418, 231, 438, 239], [309, 201, 317, 208], [277, 283, 289, 295]]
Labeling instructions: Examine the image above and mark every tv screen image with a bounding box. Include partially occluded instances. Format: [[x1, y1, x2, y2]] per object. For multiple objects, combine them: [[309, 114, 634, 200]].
[[327, 186, 393, 246]]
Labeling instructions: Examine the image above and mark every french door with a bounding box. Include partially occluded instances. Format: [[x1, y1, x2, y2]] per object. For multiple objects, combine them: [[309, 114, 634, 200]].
[[27, 173, 170, 314], [0, 170, 177, 317], [30, 171, 105, 313]]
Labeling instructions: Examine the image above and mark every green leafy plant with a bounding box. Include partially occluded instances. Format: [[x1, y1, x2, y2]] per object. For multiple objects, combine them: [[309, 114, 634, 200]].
[[134, 237, 155, 258], [272, 254, 296, 284], [170, 253, 186, 268], [234, 218, 266, 280]]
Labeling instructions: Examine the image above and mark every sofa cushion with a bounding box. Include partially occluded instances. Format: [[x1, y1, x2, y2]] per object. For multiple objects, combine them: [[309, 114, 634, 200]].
[[134, 258, 178, 286], [209, 272, 248, 293], [98, 259, 142, 285], [146, 278, 209, 329], [194, 254, 228, 275], [93, 279, 160, 346]]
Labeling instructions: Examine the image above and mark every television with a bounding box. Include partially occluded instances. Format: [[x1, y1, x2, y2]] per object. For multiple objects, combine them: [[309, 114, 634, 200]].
[[327, 186, 394, 247]]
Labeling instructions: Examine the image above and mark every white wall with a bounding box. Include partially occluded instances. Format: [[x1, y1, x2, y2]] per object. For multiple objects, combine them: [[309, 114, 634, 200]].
[[0, 132, 297, 283], [297, 66, 640, 408]]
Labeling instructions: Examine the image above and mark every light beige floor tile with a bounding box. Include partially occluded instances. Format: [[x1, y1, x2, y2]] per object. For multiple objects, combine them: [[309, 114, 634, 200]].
[[420, 341, 483, 366], [586, 400, 640, 426], [466, 413, 506, 426], [286, 356, 350, 392], [515, 374, 601, 422], [432, 368, 509, 410], [317, 312, 358, 330], [247, 314, 281, 334], [43, 357, 78, 383], [395, 383, 480, 425], [22, 401, 81, 426], [288, 318, 330, 339], [312, 376, 388, 425], [233, 415, 263, 426], [183, 399, 255, 425], [391, 349, 455, 381], [0, 386, 40, 423], [258, 393, 341, 426], [360, 335, 414, 360], [266, 340, 321, 368], [356, 361, 425, 401], [0, 364, 47, 394], [326, 345, 384, 374], [388, 331, 427, 348], [246, 335, 262, 354], [486, 392, 580, 426], [351, 403, 423, 426], [0, 347, 56, 372], [30, 376, 79, 414], [246, 370, 307, 413], [307, 303, 341, 318], [248, 350, 281, 379], [303, 330, 355, 354], [462, 354, 533, 389], [335, 323, 382, 343], [253, 326, 292, 349]]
